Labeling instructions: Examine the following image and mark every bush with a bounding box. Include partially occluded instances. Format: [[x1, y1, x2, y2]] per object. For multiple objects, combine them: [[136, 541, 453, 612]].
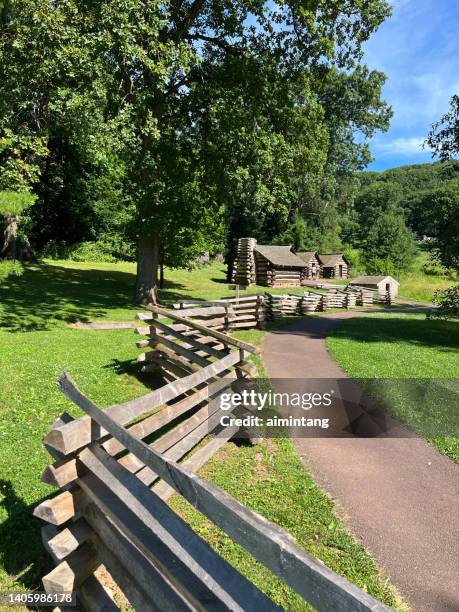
[[422, 259, 448, 277], [343, 247, 365, 276], [363, 211, 417, 274], [365, 257, 396, 276], [42, 237, 135, 263], [68, 242, 117, 262], [0, 260, 23, 282], [429, 285, 459, 320]]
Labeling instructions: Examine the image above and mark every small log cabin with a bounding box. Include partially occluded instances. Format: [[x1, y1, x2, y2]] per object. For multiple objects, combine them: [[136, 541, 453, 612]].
[[349, 275, 400, 298], [296, 251, 321, 281], [253, 245, 306, 287], [317, 253, 350, 279]]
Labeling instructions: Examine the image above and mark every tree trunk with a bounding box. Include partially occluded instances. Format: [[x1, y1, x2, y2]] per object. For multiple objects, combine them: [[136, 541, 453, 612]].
[[226, 257, 234, 283], [2, 214, 18, 259], [17, 234, 36, 262], [135, 234, 160, 306], [159, 260, 164, 289]]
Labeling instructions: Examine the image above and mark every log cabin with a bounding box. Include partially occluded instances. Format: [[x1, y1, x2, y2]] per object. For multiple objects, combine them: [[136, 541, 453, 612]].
[[296, 251, 321, 282], [317, 253, 350, 279], [253, 245, 306, 287]]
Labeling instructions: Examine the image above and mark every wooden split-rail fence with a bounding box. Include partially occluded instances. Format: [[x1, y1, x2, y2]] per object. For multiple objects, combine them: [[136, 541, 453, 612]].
[[264, 287, 381, 317], [34, 308, 390, 612], [172, 294, 267, 330], [170, 285, 392, 328]]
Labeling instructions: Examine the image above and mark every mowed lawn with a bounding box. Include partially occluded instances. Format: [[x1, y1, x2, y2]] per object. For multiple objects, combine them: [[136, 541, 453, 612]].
[[327, 312, 459, 462], [0, 260, 403, 608]]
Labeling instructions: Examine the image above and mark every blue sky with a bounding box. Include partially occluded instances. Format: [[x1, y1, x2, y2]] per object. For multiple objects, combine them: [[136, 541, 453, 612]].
[[363, 0, 459, 171]]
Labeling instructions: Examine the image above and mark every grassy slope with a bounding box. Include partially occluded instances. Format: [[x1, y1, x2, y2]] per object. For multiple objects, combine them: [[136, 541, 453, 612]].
[[0, 260, 400, 608], [327, 312, 459, 462], [397, 252, 457, 303], [324, 252, 457, 303]]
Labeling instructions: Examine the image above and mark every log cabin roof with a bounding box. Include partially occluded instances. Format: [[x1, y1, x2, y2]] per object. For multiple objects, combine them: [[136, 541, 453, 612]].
[[296, 251, 318, 264], [317, 253, 349, 266], [254, 245, 306, 267], [350, 275, 400, 286]]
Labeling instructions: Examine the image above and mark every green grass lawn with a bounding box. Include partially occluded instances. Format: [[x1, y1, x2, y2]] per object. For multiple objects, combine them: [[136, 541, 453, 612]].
[[0, 259, 402, 608], [327, 312, 459, 462], [0, 258, 311, 332], [170, 438, 400, 610]]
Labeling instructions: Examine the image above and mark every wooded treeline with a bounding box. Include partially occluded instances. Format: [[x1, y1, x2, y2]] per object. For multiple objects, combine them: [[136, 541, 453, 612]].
[[0, 1, 457, 302]]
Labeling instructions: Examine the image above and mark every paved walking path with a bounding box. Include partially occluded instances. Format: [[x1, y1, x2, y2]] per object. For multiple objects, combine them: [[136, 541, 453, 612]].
[[262, 311, 459, 612]]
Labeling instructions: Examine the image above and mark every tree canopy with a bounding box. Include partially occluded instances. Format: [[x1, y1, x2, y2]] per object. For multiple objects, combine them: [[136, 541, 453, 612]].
[[426, 94, 459, 161]]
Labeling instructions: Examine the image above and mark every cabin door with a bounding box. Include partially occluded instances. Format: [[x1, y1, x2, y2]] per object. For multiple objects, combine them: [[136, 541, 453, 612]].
[[339, 264, 343, 277], [385, 283, 390, 292]]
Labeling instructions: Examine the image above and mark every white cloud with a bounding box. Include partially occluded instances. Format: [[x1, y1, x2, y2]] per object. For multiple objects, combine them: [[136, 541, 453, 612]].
[[373, 137, 425, 156], [362, 0, 459, 167]]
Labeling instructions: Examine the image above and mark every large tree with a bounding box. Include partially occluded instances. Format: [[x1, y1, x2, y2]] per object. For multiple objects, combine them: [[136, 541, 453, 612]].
[[1, 0, 392, 304], [417, 180, 459, 271], [426, 94, 459, 160]]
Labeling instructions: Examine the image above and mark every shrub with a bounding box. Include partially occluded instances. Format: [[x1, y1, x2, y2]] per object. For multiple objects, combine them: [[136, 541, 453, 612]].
[[363, 211, 417, 274], [422, 259, 448, 277], [429, 285, 459, 320], [0, 260, 23, 282], [343, 247, 365, 276], [365, 257, 396, 276], [67, 241, 117, 262], [42, 237, 135, 263], [40, 240, 73, 260]]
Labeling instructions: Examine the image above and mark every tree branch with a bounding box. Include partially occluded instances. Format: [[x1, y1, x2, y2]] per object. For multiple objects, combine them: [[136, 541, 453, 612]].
[[188, 34, 243, 55], [173, 0, 205, 40]]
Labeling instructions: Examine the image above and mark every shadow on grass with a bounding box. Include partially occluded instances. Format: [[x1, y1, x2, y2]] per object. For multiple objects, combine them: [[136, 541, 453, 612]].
[[0, 262, 200, 332], [210, 277, 228, 284], [0, 480, 52, 590], [327, 315, 459, 351], [268, 312, 459, 351]]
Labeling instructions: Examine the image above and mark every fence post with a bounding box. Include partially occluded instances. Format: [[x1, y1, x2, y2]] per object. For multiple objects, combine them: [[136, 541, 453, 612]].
[[224, 305, 231, 332], [149, 310, 160, 350], [256, 295, 266, 329]]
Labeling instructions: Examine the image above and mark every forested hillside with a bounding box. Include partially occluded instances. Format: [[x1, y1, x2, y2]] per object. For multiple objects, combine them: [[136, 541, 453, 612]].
[[359, 160, 459, 235]]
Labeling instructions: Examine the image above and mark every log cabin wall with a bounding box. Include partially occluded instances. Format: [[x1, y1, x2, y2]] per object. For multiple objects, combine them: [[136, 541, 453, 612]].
[[269, 267, 302, 287], [254, 251, 271, 286], [254, 245, 306, 287], [321, 262, 349, 279], [318, 254, 349, 279], [296, 252, 321, 283], [232, 237, 257, 285], [254, 252, 303, 287]]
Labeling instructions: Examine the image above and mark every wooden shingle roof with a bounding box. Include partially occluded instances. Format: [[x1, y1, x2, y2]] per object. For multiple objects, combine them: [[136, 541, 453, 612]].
[[296, 251, 318, 264], [254, 245, 306, 267], [350, 275, 400, 286], [318, 253, 348, 266]]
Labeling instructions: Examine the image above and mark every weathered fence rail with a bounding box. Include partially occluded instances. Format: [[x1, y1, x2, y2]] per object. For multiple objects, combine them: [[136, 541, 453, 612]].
[[173, 294, 267, 330], [170, 285, 392, 327], [265, 288, 379, 318], [34, 309, 391, 611]]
